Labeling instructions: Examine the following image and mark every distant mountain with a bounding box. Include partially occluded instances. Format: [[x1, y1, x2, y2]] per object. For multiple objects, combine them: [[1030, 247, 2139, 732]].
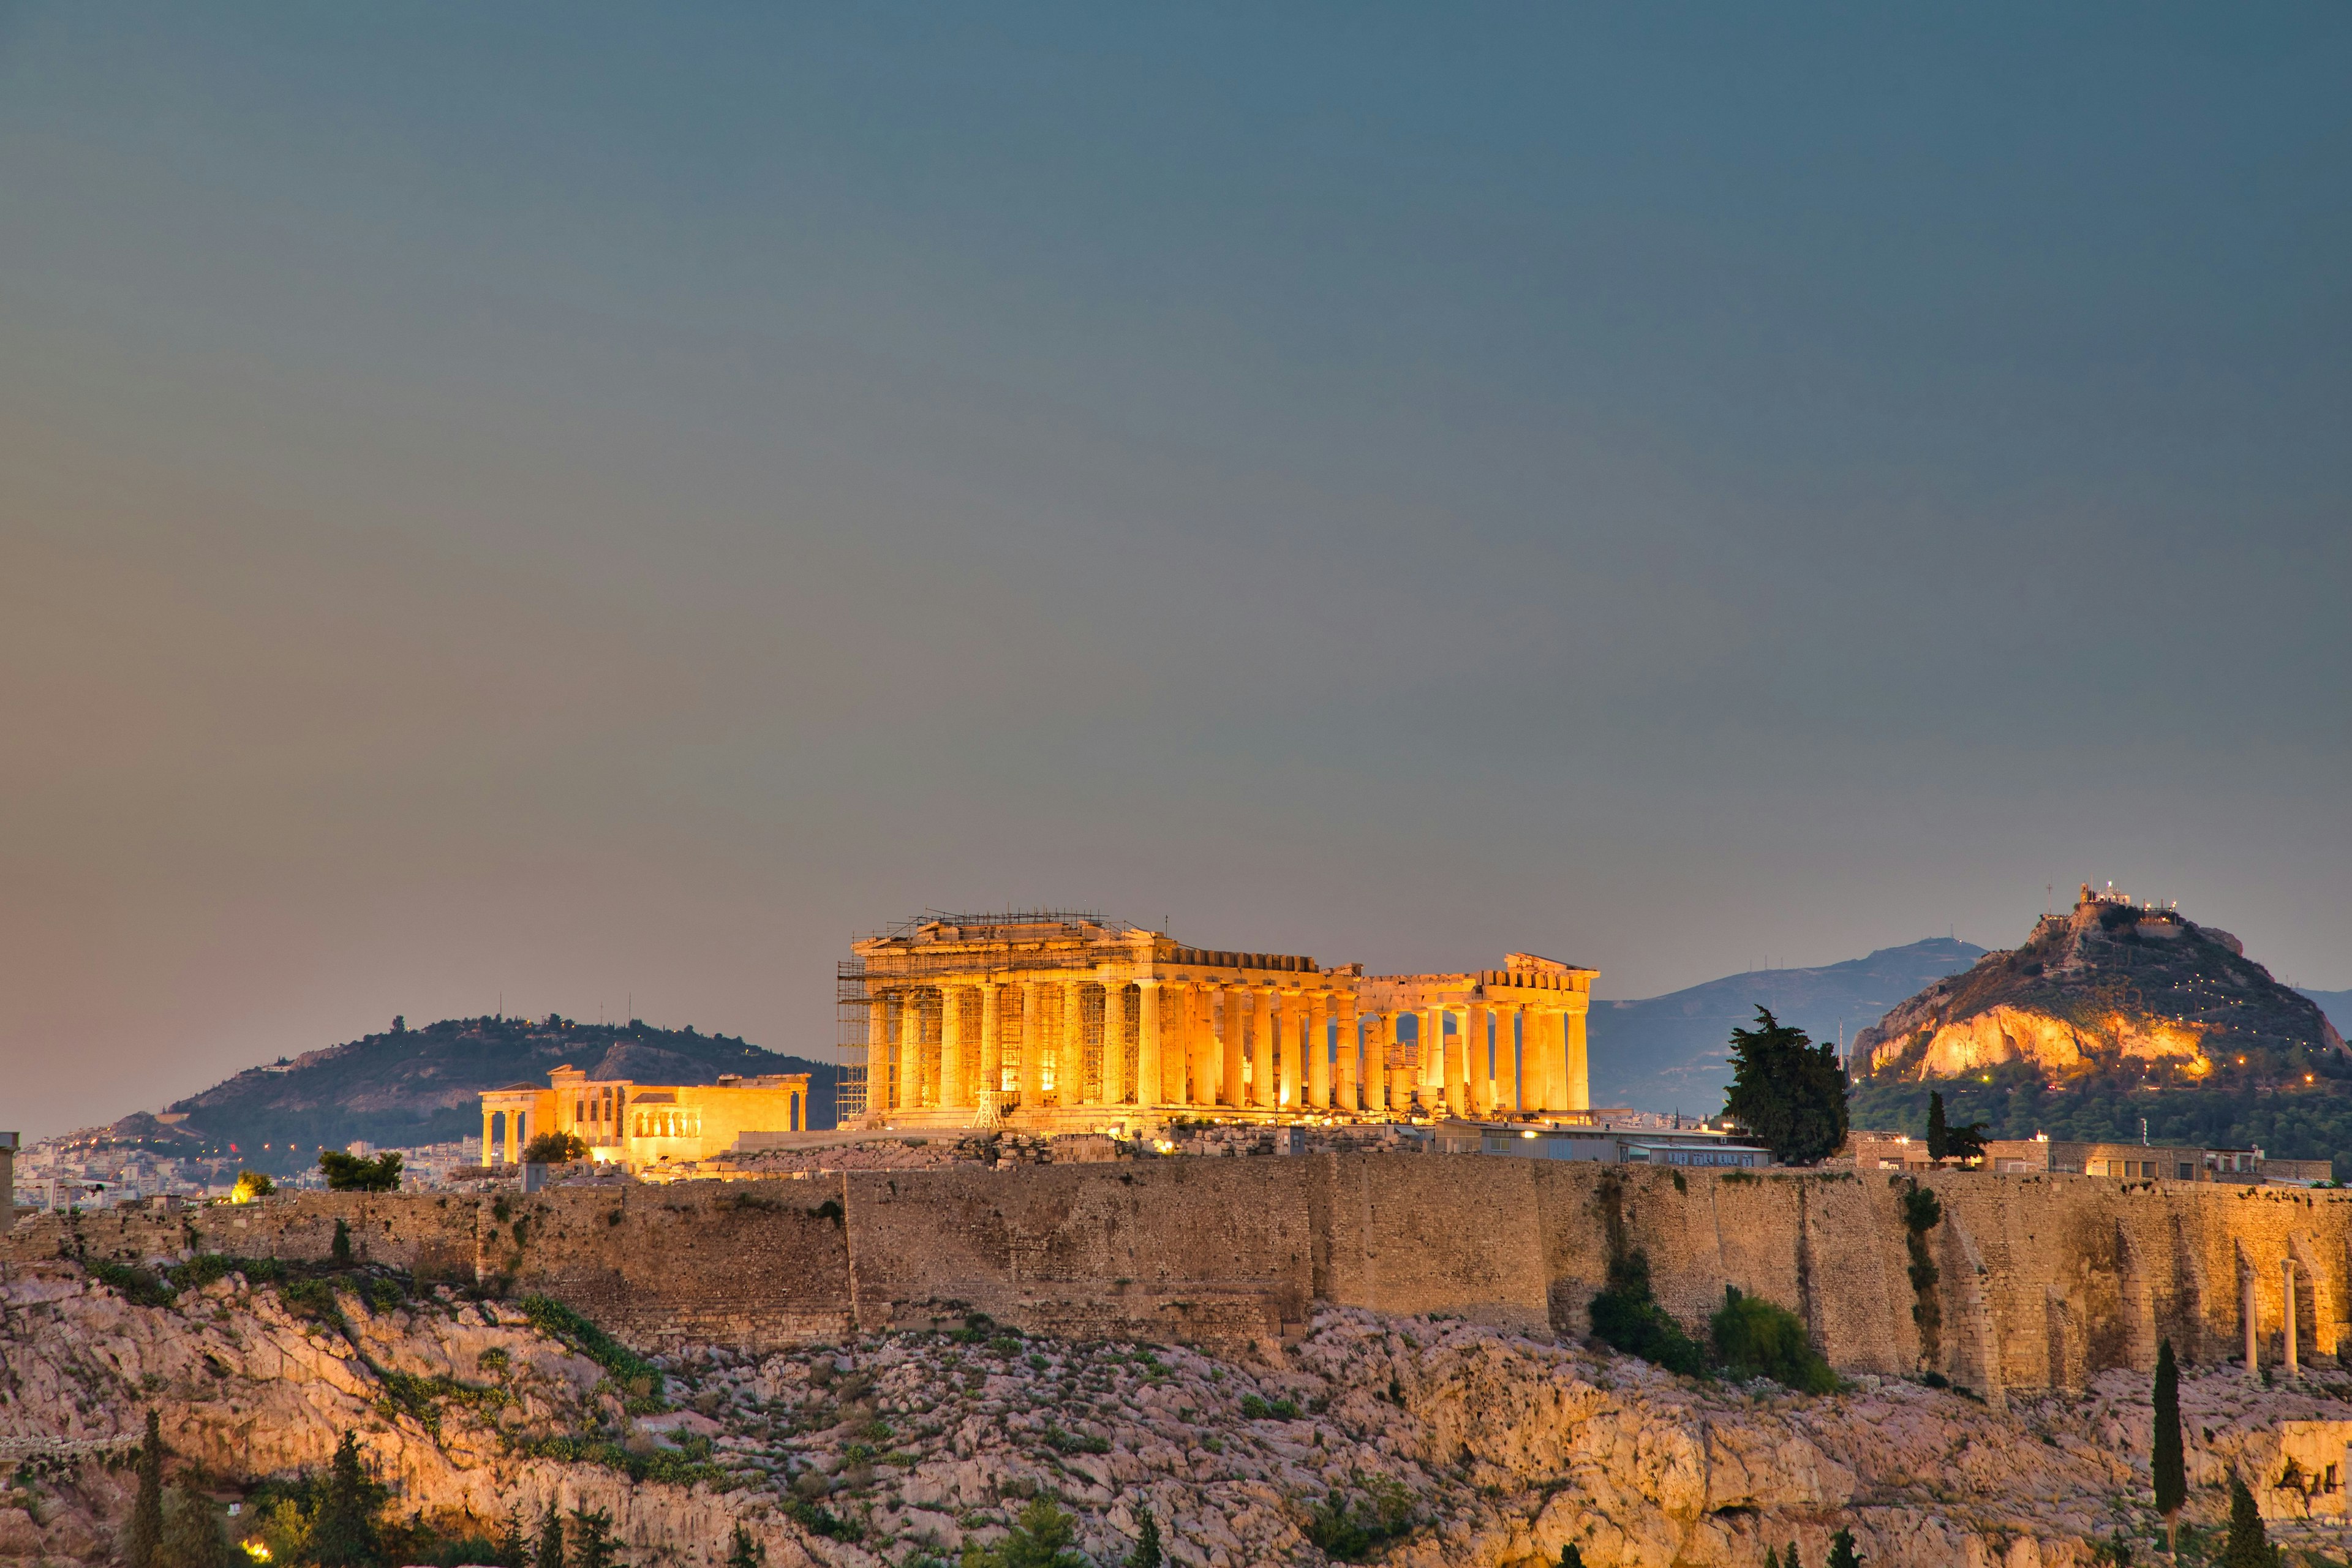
[[153, 1016, 843, 1172], [1849, 892, 2351, 1172], [1587, 938, 1986, 1115], [2302, 990, 2352, 1039]]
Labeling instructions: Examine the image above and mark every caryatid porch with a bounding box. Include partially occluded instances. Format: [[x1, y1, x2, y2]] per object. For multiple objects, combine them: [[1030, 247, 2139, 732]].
[[843, 913, 1594, 1129]]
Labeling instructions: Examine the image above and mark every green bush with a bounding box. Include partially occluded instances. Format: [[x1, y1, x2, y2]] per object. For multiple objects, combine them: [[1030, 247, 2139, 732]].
[[1710, 1287, 1836, 1393], [88, 1261, 177, 1308], [1301, 1473, 1415, 1564], [319, 1152, 403, 1192], [518, 1295, 664, 1402], [1587, 1250, 1709, 1378]]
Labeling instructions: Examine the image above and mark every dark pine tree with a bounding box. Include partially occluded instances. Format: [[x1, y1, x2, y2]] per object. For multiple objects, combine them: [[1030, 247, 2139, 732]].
[[567, 1506, 619, 1568], [725, 1524, 763, 1568], [2222, 1472, 2277, 1568], [331, 1216, 353, 1266], [1825, 1528, 1862, 1568], [2154, 1338, 2186, 1550], [126, 1409, 165, 1568], [1723, 1008, 1849, 1166], [310, 1433, 381, 1568], [1784, 1540, 1803, 1568], [1125, 1511, 1163, 1568], [533, 1501, 564, 1568], [497, 1509, 529, 1568], [1927, 1091, 1950, 1164]]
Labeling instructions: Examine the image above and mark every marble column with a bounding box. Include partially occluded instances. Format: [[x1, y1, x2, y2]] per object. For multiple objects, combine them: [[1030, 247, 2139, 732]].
[[481, 1110, 496, 1167], [941, 986, 968, 1107], [1062, 981, 1086, 1104], [1280, 992, 1303, 1107], [1232, 987, 1251, 1109], [1307, 991, 1333, 1109], [2245, 1267, 2262, 1385], [1498, 1006, 1521, 1113], [1444, 1009, 1468, 1118], [867, 998, 890, 1115], [1466, 1003, 1493, 1115], [1135, 979, 1161, 1110], [1370, 1011, 1397, 1113], [1191, 984, 1218, 1107], [978, 982, 1004, 1102], [1335, 993, 1360, 1112], [1536, 1009, 1565, 1110], [1019, 982, 1044, 1106], [1253, 987, 1276, 1107], [1567, 1008, 1591, 1112], [1102, 982, 1129, 1106]]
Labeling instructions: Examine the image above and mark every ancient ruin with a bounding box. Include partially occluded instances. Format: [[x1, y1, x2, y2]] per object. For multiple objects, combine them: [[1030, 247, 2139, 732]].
[[839, 911, 1596, 1131], [479, 1065, 810, 1170]]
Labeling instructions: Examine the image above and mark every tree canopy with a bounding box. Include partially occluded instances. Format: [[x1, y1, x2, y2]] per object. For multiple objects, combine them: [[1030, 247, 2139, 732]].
[[318, 1151, 402, 1192], [1723, 1008, 1849, 1166]]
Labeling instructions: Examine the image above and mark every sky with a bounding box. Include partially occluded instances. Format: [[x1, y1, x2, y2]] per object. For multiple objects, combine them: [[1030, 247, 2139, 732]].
[[3, 4, 2348, 1140]]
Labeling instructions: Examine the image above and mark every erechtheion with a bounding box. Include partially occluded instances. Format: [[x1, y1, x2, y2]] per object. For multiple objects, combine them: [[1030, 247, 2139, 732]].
[[840, 911, 1594, 1133]]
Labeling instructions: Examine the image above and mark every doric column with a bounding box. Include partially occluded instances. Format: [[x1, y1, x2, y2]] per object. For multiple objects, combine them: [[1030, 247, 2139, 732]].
[[1497, 1006, 1521, 1113], [2285, 1259, 2301, 1379], [867, 997, 890, 1117], [482, 1109, 496, 1166], [910, 990, 935, 1106], [2244, 1266, 2261, 1385], [1020, 982, 1044, 1106], [1533, 1009, 1564, 1110], [1102, 981, 1129, 1106], [1445, 1009, 1469, 1118], [507, 1109, 523, 1165], [1232, 987, 1251, 1109], [1135, 978, 1161, 1110], [1063, 981, 1086, 1103], [1421, 1008, 1446, 1101], [1279, 991, 1303, 1107], [1464, 1003, 1491, 1115], [1567, 1005, 1591, 1112], [1253, 986, 1276, 1107], [979, 981, 1003, 1102], [1191, 984, 1217, 1106], [1335, 993, 1360, 1112], [940, 986, 968, 1108], [1370, 1011, 1397, 1113], [1307, 991, 1333, 1109]]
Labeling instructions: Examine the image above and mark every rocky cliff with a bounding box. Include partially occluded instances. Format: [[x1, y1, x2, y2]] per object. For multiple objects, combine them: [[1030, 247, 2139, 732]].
[[7, 1256, 2350, 1568], [1850, 889, 2350, 1163]]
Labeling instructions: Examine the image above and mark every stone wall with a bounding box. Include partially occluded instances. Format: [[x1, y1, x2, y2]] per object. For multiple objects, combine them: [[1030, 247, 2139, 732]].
[[9, 1159, 2350, 1393]]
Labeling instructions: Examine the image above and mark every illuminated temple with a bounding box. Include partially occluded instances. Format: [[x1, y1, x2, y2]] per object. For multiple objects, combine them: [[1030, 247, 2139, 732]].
[[841, 911, 1596, 1132]]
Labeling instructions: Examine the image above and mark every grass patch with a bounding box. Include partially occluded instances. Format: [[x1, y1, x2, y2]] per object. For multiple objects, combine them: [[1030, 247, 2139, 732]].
[[518, 1295, 665, 1406]]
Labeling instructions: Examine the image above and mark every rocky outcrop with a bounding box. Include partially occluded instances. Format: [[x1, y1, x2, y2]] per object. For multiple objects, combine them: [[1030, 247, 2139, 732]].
[[7, 1257, 2351, 1568], [1856, 891, 2343, 1087]]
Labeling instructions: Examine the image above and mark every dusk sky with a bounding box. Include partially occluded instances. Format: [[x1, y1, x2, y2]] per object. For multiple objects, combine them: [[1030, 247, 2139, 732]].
[[4, 5, 2347, 1140]]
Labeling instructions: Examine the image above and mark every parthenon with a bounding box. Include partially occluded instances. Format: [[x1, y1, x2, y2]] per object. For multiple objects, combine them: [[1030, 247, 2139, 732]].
[[842, 911, 1594, 1131]]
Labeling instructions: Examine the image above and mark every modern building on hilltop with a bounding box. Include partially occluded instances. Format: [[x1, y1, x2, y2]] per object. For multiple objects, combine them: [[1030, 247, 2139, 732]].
[[840, 910, 1601, 1133]]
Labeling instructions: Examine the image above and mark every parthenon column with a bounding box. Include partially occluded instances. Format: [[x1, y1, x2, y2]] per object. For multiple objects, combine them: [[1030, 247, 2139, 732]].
[[868, 997, 890, 1116], [978, 982, 1004, 1104], [1532, 1009, 1563, 1110], [940, 986, 968, 1108], [482, 1109, 496, 1166], [1371, 1011, 1396, 1112], [1253, 986, 1276, 1107], [1307, 992, 1333, 1109], [1232, 987, 1251, 1109], [1496, 1006, 1521, 1113], [1444, 1009, 1468, 1117], [1019, 982, 1044, 1106], [1102, 981, 1129, 1106], [1062, 981, 1086, 1103], [1335, 994, 1360, 1112], [507, 1110, 524, 1165], [1279, 992, 1303, 1107], [1567, 1006, 1590, 1111], [1466, 1003, 1493, 1115], [1134, 979, 1161, 1110], [1422, 1008, 1445, 1106], [1191, 984, 1218, 1106]]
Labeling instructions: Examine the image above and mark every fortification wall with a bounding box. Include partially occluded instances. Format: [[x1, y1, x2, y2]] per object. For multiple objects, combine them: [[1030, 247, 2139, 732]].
[[11, 1158, 2352, 1391]]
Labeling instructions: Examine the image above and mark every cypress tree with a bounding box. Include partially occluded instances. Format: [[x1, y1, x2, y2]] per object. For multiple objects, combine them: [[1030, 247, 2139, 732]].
[[331, 1218, 353, 1266], [533, 1501, 564, 1568], [2222, 1472, 2277, 1568], [158, 1482, 236, 1568], [311, 1432, 380, 1568], [497, 1508, 529, 1568], [1765, 1550, 1781, 1568], [126, 1409, 165, 1568], [567, 1506, 618, 1568], [725, 1523, 763, 1568], [1559, 1547, 1586, 1568], [1825, 1528, 1862, 1568], [1785, 1540, 1803, 1568], [1927, 1092, 1949, 1164], [2153, 1338, 2186, 1550]]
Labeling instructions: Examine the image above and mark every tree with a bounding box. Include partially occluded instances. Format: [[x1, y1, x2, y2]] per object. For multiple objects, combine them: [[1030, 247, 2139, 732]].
[[533, 1501, 564, 1568], [725, 1523, 764, 1568], [1927, 1092, 1949, 1163], [331, 1217, 353, 1265], [231, 1170, 275, 1203], [1763, 1551, 1779, 1568], [158, 1483, 236, 1568], [1945, 1118, 1989, 1166], [1125, 1511, 1163, 1568], [567, 1507, 619, 1568], [319, 1151, 402, 1192], [126, 1409, 165, 1568], [1723, 1008, 1849, 1166], [311, 1433, 382, 1568], [1826, 1529, 1861, 1568], [1784, 1541, 1803, 1568], [2154, 1338, 2186, 1550], [960, 1500, 1087, 1568], [2221, 1472, 2277, 1568], [522, 1132, 590, 1165], [1560, 1548, 1586, 1568], [497, 1508, 529, 1568]]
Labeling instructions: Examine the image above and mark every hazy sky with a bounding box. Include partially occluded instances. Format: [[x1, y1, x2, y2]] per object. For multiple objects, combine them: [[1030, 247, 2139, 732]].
[[4, 4, 2347, 1139]]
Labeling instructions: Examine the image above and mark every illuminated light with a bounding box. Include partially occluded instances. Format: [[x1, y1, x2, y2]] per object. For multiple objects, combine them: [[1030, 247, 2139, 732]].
[[1521, 1129, 1538, 1139], [243, 1544, 271, 1562]]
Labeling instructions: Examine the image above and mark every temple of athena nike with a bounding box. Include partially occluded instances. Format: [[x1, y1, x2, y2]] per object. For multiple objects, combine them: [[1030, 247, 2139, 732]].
[[841, 911, 1596, 1134]]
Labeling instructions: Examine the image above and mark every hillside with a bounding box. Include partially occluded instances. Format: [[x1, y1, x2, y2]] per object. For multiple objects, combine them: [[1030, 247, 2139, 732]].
[[1586, 938, 1984, 1114], [1850, 888, 2352, 1172], [146, 1015, 842, 1170]]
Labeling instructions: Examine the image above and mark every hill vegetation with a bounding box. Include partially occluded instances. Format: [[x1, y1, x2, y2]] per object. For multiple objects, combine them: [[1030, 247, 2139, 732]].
[[141, 1015, 840, 1171]]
